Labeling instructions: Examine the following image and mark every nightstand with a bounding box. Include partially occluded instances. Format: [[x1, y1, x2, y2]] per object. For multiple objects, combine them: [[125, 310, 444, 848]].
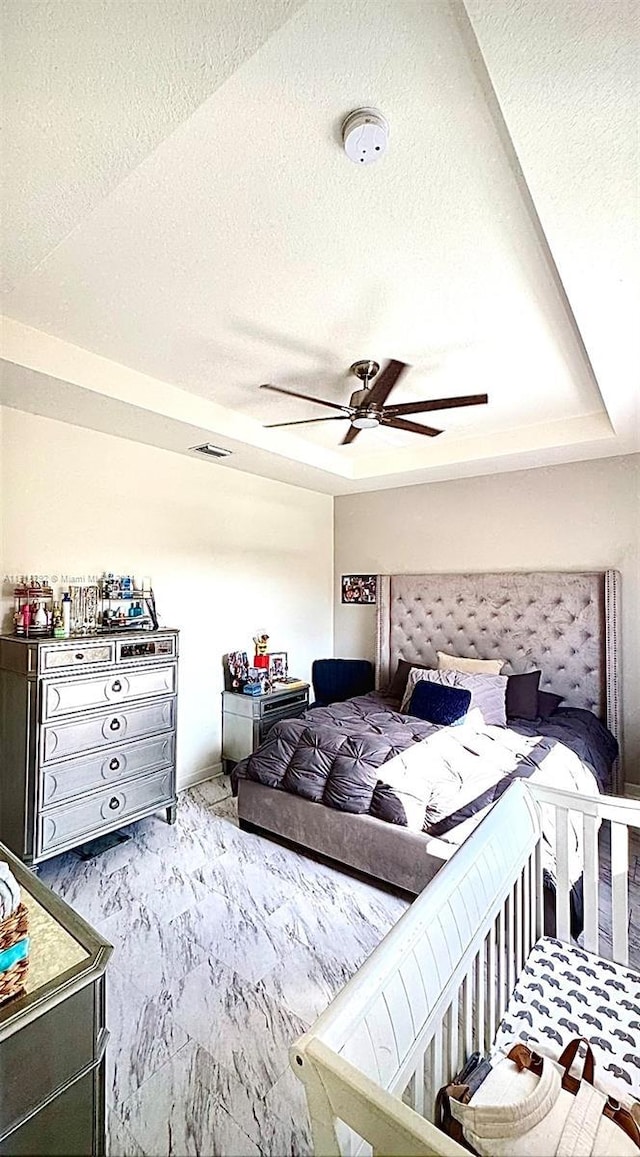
[[222, 685, 309, 773]]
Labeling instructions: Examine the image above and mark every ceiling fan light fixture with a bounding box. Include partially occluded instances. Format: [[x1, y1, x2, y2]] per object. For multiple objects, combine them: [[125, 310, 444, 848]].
[[351, 413, 379, 429]]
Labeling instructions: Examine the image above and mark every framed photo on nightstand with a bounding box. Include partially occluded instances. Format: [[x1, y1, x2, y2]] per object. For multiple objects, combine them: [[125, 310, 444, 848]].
[[268, 652, 288, 681]]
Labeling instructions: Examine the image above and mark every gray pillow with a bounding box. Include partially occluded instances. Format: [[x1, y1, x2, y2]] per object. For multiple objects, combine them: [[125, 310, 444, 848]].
[[401, 667, 508, 727]]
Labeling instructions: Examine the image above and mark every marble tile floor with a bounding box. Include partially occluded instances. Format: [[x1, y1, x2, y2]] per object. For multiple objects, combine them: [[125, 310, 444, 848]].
[[37, 782, 638, 1157], [38, 778, 409, 1157]]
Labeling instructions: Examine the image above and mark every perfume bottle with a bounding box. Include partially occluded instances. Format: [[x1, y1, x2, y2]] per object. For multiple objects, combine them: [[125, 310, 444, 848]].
[[53, 603, 65, 638], [33, 602, 47, 631]]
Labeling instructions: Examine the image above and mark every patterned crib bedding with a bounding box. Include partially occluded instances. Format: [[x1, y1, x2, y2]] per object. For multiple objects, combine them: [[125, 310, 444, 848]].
[[494, 936, 640, 1108]]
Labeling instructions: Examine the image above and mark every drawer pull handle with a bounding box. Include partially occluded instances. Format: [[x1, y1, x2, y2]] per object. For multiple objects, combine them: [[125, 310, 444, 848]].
[[109, 757, 120, 771], [109, 796, 121, 811], [109, 718, 121, 731], [75, 652, 85, 660], [112, 680, 122, 693]]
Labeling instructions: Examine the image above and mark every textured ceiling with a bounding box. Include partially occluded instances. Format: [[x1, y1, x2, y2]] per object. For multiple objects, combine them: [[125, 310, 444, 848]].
[[1, 0, 638, 492], [1, 0, 305, 291]]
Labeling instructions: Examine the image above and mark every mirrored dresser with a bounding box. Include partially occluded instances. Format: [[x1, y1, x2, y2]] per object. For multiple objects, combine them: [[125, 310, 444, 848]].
[[0, 631, 178, 866], [0, 840, 112, 1155]]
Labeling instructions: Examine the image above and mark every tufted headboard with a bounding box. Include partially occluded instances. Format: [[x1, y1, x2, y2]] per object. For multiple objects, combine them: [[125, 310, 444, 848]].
[[376, 570, 621, 748]]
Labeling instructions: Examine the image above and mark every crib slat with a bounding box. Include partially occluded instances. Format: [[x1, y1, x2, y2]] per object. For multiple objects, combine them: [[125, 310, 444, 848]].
[[448, 992, 459, 1078], [432, 1027, 443, 1113], [555, 806, 571, 943], [515, 873, 523, 976], [475, 949, 485, 1054], [487, 922, 497, 1044], [535, 839, 544, 940], [497, 906, 506, 1019], [412, 1053, 425, 1117], [463, 972, 473, 1059], [423, 1036, 435, 1124], [523, 859, 532, 959], [583, 813, 600, 954], [507, 889, 515, 1000], [611, 821, 629, 965]]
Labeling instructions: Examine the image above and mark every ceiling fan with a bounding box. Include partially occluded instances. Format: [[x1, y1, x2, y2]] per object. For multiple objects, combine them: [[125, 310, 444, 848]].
[[260, 360, 488, 445]]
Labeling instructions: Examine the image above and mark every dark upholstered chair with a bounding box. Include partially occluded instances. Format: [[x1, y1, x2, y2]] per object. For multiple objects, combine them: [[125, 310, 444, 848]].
[[311, 658, 375, 707]]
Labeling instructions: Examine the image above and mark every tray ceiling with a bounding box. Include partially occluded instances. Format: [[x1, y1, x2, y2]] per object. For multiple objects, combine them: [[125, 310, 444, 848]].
[[1, 0, 638, 493]]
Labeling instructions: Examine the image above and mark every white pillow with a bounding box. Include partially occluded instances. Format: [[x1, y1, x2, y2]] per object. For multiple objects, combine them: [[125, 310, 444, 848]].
[[437, 651, 505, 675], [401, 667, 508, 727]]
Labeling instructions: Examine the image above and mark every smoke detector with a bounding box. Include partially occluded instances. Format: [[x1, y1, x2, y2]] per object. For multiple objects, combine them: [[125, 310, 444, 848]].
[[342, 108, 389, 165]]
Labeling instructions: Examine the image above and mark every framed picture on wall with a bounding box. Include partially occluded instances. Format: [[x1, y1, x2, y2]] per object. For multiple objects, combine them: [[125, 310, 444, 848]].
[[341, 575, 377, 604]]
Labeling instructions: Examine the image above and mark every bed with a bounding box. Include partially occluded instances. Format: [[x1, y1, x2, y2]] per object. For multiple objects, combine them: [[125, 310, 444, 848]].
[[235, 570, 621, 896], [290, 779, 640, 1156]]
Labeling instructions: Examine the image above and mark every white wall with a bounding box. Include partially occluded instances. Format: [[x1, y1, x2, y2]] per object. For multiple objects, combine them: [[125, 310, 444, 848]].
[[334, 454, 640, 781], [0, 408, 334, 788]]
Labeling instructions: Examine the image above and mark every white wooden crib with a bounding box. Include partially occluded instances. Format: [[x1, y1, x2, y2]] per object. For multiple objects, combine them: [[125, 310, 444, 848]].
[[290, 780, 640, 1156]]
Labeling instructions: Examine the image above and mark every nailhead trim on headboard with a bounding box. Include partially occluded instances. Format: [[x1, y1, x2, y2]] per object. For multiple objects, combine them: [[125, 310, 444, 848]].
[[376, 570, 622, 787], [605, 568, 622, 788]]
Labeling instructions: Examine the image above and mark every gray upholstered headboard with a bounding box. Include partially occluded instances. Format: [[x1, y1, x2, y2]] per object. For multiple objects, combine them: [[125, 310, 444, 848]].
[[376, 570, 621, 746]]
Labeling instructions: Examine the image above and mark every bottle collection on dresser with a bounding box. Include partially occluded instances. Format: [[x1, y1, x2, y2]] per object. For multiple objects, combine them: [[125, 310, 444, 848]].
[[0, 630, 179, 867], [12, 573, 157, 638]]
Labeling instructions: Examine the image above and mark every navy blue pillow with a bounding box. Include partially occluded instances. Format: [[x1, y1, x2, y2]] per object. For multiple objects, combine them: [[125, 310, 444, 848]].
[[537, 690, 563, 719], [408, 680, 472, 725]]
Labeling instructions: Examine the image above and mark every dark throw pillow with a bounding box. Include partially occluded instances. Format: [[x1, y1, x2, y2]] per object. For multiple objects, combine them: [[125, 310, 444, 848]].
[[506, 670, 541, 720], [408, 680, 471, 725], [387, 658, 432, 701], [537, 690, 564, 719]]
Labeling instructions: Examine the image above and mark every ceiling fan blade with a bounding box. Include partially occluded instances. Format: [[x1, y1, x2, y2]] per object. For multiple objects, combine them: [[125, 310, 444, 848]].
[[365, 359, 409, 408], [260, 383, 351, 414], [384, 393, 488, 417], [264, 415, 351, 428], [382, 416, 443, 437], [341, 425, 362, 445]]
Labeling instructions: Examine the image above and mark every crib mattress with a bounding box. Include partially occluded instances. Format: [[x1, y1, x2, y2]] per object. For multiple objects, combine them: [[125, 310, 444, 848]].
[[494, 936, 640, 1107]]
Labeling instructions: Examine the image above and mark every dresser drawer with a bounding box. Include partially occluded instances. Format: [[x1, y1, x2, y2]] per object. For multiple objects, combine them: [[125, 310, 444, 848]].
[[260, 690, 308, 721], [38, 768, 175, 855], [41, 662, 176, 721], [39, 642, 115, 671], [116, 634, 177, 662], [40, 733, 176, 808], [41, 698, 176, 764], [0, 983, 99, 1138]]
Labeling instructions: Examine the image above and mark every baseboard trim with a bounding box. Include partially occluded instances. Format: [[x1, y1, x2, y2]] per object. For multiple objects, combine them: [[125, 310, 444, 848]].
[[177, 762, 223, 792], [625, 783, 640, 800]]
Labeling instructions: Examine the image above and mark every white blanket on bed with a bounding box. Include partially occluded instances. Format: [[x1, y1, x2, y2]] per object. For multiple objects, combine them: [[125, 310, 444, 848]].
[[375, 720, 599, 884]]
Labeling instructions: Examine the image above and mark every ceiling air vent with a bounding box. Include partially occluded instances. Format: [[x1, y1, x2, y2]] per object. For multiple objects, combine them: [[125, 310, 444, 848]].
[[190, 443, 232, 459]]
